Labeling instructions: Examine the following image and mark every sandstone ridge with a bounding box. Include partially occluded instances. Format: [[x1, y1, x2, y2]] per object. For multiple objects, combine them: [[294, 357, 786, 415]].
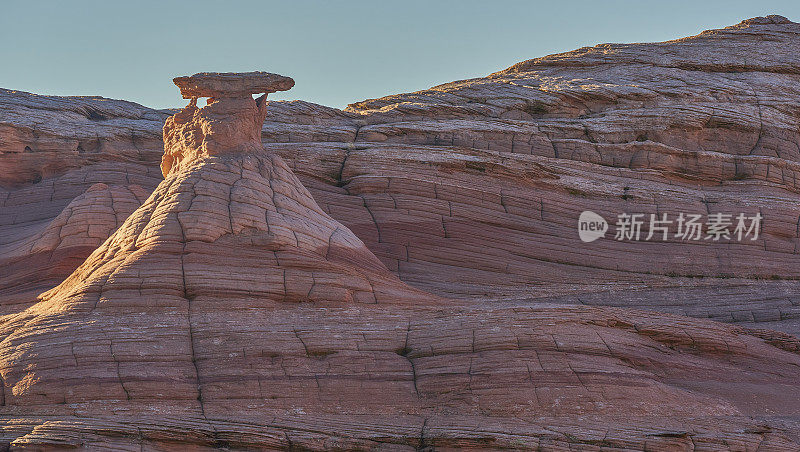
[[2, 20, 800, 449]]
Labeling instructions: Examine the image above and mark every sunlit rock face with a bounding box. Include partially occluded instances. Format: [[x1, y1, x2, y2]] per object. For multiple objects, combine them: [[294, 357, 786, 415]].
[[0, 90, 167, 307], [161, 72, 295, 176], [2, 18, 800, 449]]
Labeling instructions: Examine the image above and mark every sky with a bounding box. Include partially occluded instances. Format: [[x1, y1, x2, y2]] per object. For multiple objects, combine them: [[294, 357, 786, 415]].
[[2, 1, 799, 110]]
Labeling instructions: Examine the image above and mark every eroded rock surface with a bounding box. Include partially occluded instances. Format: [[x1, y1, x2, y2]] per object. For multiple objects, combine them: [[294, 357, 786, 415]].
[[2, 18, 800, 449], [0, 183, 147, 314], [173, 71, 295, 99], [0, 89, 166, 310], [162, 72, 295, 176]]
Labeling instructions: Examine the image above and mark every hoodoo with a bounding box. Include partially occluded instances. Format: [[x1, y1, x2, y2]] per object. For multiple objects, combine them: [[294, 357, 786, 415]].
[[161, 72, 295, 176]]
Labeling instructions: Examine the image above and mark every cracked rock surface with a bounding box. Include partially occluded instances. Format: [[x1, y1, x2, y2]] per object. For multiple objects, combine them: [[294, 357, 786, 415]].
[[2, 17, 800, 450], [173, 71, 295, 99]]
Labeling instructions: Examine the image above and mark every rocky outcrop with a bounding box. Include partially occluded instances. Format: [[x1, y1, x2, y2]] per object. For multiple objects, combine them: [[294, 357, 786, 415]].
[[0, 88, 168, 188], [161, 72, 295, 176], [3, 19, 800, 329], [0, 183, 147, 314], [2, 17, 800, 448], [299, 15, 800, 337], [0, 70, 799, 450], [0, 89, 166, 310]]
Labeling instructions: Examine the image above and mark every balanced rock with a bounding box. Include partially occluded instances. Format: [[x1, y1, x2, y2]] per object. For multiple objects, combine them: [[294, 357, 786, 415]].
[[172, 71, 295, 99], [161, 72, 295, 177]]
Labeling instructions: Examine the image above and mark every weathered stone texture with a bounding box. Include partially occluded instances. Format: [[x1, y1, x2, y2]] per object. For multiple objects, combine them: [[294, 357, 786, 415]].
[[1, 17, 800, 450]]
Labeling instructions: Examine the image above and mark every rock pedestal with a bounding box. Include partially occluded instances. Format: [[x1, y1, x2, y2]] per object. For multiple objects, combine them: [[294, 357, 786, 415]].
[[161, 72, 295, 176]]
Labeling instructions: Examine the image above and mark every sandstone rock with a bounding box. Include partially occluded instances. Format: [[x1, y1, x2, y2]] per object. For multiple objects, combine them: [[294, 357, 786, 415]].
[[0, 89, 166, 310], [0, 88, 169, 188], [315, 16, 800, 336], [0, 182, 149, 315], [2, 19, 800, 449], [4, 18, 800, 333], [173, 71, 295, 99], [162, 73, 294, 177]]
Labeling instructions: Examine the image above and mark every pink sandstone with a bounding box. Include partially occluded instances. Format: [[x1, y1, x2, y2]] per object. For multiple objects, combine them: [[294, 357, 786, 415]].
[[1, 17, 800, 449]]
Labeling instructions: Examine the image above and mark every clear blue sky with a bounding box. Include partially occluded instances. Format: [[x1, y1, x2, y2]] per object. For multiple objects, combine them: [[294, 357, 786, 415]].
[[2, 1, 798, 109]]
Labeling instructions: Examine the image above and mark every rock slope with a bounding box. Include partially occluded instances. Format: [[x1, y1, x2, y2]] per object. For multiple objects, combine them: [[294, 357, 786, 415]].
[[0, 89, 166, 307], [288, 15, 800, 336], [0, 71, 798, 450], [1, 16, 800, 449], [5, 17, 800, 338]]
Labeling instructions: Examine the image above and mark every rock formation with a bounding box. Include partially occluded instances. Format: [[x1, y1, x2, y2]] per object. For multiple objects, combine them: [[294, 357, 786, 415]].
[[161, 72, 294, 176], [0, 182, 147, 314], [2, 17, 800, 449], [5, 17, 800, 338], [0, 89, 166, 309]]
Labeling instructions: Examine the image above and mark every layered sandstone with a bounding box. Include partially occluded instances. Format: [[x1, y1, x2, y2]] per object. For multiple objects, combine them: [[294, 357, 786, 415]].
[[0, 183, 147, 314], [0, 70, 798, 449], [1, 17, 800, 449], [0, 89, 166, 309], [161, 72, 295, 176], [172, 71, 295, 99]]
